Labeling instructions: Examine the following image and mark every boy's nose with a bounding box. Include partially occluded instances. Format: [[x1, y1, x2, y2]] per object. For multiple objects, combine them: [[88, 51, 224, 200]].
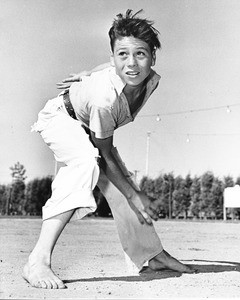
[[127, 55, 137, 66]]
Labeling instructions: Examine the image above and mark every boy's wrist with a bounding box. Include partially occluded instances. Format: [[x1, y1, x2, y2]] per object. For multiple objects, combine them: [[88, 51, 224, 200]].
[[126, 189, 139, 201]]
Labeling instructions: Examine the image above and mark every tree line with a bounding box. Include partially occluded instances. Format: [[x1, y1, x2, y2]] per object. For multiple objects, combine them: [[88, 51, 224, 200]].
[[0, 162, 239, 219], [139, 172, 240, 220]]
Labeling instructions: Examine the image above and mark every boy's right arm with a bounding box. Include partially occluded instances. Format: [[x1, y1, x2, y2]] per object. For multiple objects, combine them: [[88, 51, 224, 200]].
[[56, 62, 111, 89]]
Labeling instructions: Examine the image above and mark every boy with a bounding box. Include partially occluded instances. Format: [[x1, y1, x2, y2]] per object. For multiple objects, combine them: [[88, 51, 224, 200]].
[[23, 9, 194, 289]]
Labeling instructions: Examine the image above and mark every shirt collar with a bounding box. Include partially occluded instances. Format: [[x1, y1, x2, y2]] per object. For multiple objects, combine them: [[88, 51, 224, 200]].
[[109, 66, 161, 96], [109, 67, 126, 95]]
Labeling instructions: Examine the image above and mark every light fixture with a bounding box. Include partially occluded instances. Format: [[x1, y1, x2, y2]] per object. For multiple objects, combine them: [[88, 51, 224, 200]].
[[226, 106, 231, 113]]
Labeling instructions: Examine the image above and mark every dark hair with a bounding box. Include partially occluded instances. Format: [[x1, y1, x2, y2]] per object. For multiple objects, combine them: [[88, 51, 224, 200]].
[[108, 9, 161, 53]]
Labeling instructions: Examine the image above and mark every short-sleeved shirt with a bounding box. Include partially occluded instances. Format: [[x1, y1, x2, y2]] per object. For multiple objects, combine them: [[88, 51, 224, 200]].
[[69, 66, 160, 139]]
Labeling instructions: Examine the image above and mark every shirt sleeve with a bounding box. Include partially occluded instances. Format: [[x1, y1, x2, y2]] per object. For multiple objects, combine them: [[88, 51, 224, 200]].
[[89, 105, 116, 139]]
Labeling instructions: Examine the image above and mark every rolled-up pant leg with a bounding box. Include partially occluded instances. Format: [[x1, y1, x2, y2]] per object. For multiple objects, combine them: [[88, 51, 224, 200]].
[[33, 97, 100, 221], [97, 147, 163, 271]]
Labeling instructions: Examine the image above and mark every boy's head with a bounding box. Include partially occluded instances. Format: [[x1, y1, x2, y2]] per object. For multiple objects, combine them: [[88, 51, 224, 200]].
[[109, 10, 161, 88], [108, 9, 161, 54]]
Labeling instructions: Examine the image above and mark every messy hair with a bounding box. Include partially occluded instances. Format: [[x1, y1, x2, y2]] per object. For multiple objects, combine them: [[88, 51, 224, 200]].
[[108, 9, 161, 53]]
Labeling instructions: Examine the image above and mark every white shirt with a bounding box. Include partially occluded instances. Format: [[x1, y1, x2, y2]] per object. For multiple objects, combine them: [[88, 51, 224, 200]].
[[69, 66, 160, 139]]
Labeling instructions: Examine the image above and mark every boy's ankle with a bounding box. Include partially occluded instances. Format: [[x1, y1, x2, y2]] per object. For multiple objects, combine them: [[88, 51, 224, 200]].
[[28, 250, 51, 266]]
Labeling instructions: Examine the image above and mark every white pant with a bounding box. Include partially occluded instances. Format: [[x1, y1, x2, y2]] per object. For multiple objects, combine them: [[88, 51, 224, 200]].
[[32, 95, 163, 270]]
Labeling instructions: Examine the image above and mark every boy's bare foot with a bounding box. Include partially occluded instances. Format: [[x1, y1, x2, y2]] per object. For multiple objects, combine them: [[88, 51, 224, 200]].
[[23, 261, 66, 289], [148, 250, 197, 274]]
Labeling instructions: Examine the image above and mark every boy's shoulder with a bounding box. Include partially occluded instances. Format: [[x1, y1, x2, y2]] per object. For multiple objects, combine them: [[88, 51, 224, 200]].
[[84, 67, 119, 108], [88, 66, 114, 89], [89, 66, 113, 79]]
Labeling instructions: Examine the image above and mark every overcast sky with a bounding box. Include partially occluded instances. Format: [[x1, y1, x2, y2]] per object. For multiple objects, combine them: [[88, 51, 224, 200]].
[[1, 0, 240, 184]]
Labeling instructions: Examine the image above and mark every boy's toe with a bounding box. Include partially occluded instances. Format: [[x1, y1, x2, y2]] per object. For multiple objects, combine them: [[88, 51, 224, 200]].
[[56, 280, 67, 289], [50, 279, 58, 289], [40, 280, 48, 289]]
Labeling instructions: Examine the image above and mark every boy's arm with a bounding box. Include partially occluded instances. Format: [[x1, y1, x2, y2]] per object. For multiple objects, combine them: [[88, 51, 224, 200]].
[[56, 62, 111, 89], [90, 131, 160, 226]]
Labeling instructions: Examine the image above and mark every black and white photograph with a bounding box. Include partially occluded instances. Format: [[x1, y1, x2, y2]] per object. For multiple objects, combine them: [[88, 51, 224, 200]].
[[1, 0, 240, 298]]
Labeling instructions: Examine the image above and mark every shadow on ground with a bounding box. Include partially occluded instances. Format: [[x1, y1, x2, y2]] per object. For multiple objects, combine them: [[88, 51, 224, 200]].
[[182, 259, 240, 273], [64, 259, 240, 285]]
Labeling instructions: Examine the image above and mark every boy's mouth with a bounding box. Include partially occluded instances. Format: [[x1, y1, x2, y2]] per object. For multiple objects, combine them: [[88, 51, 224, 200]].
[[126, 71, 140, 76]]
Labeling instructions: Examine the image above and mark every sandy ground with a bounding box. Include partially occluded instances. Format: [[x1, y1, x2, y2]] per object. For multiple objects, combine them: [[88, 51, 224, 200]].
[[0, 217, 240, 299]]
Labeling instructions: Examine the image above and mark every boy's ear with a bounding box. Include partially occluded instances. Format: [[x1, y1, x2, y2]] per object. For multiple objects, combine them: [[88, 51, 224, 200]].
[[110, 53, 115, 66], [151, 51, 156, 66]]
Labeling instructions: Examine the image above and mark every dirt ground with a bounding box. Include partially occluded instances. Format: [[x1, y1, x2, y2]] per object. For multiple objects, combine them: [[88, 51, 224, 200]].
[[0, 217, 239, 299]]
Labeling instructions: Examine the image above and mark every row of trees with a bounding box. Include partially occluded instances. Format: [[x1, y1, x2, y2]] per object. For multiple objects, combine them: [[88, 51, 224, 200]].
[[0, 177, 52, 216], [0, 162, 239, 219], [140, 172, 240, 219]]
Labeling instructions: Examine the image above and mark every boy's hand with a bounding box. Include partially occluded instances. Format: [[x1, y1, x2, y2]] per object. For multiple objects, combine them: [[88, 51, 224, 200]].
[[128, 191, 160, 226], [56, 63, 110, 89], [56, 71, 90, 89], [127, 200, 153, 226]]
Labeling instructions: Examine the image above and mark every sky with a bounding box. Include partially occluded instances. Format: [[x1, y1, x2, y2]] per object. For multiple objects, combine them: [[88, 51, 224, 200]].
[[1, 0, 240, 184]]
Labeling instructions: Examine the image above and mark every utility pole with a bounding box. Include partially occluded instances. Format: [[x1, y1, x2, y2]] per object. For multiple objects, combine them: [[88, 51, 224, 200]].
[[145, 131, 151, 176]]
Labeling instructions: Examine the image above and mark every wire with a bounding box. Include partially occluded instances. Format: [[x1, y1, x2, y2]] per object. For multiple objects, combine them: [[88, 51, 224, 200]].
[[159, 132, 240, 136], [138, 103, 240, 118], [138, 103, 240, 138]]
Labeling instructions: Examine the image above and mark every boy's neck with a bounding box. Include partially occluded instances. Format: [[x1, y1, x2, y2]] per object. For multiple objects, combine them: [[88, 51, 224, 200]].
[[123, 82, 147, 115], [125, 82, 143, 92], [123, 78, 147, 98]]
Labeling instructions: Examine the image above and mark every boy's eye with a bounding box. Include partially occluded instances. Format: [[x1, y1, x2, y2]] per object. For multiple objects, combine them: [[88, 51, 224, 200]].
[[137, 51, 146, 56], [118, 51, 127, 57]]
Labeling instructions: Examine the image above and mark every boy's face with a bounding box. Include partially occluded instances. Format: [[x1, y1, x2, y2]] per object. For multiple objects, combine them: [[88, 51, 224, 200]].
[[111, 36, 156, 87]]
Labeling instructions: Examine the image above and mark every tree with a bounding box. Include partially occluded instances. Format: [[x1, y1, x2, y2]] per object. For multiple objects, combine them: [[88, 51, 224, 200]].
[[189, 176, 201, 218], [5, 162, 27, 215], [235, 176, 240, 186], [200, 171, 215, 218], [172, 174, 192, 219], [140, 176, 156, 200], [140, 173, 175, 218], [10, 162, 27, 182], [25, 177, 52, 215], [153, 176, 164, 196], [0, 184, 8, 215], [183, 174, 193, 218], [223, 175, 234, 188], [162, 173, 174, 218], [172, 175, 185, 218], [153, 175, 166, 217], [140, 175, 167, 218], [9, 180, 26, 215], [210, 177, 224, 219]]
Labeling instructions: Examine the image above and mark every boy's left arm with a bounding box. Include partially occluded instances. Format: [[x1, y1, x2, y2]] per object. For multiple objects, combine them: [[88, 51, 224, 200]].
[[90, 131, 160, 225]]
